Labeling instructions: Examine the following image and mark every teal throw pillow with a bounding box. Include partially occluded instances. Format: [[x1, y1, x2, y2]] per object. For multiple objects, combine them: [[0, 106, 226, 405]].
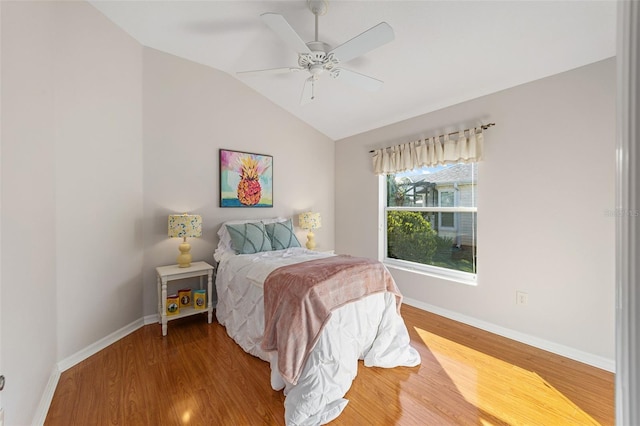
[[226, 222, 273, 254], [265, 219, 301, 250]]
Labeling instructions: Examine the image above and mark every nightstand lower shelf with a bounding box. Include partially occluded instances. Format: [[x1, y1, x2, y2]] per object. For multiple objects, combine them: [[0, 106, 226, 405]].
[[165, 307, 209, 321], [156, 261, 214, 336]]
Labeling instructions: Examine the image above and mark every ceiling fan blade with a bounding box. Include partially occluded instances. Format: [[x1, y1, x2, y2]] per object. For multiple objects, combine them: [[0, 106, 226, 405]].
[[237, 67, 303, 76], [261, 13, 312, 55], [330, 68, 383, 91], [329, 22, 394, 64], [300, 77, 316, 105]]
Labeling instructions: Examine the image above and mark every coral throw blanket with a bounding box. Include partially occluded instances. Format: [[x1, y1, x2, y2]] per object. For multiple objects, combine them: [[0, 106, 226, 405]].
[[261, 255, 402, 385]]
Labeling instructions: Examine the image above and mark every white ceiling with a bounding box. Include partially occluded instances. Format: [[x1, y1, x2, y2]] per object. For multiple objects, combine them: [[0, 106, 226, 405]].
[[89, 0, 617, 140]]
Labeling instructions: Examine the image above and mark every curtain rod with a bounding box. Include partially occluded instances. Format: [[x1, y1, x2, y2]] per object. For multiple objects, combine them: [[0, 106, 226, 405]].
[[369, 123, 496, 154]]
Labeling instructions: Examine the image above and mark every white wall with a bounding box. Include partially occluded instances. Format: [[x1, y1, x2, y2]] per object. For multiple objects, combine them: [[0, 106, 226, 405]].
[[1, 2, 58, 422], [141, 48, 335, 317], [335, 58, 616, 366], [53, 2, 143, 361], [1, 2, 143, 423]]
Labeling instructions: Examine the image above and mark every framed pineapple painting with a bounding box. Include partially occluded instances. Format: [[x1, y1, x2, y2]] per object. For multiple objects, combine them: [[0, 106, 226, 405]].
[[219, 149, 273, 207]]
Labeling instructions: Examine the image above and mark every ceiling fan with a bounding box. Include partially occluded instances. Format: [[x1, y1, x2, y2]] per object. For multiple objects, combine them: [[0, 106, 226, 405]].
[[237, 0, 394, 105]]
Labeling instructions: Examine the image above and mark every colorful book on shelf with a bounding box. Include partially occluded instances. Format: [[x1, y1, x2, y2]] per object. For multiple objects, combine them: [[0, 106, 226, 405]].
[[178, 288, 192, 308], [193, 289, 206, 310], [166, 294, 180, 316]]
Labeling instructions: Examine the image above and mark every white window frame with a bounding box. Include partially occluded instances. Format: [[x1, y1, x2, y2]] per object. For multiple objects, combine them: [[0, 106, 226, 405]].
[[379, 172, 477, 286]]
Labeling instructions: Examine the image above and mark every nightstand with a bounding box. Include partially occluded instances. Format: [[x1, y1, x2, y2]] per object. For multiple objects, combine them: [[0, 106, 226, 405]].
[[156, 261, 214, 336]]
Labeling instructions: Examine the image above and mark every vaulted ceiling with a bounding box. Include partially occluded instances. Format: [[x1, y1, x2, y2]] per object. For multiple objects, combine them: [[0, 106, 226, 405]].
[[89, 0, 617, 140]]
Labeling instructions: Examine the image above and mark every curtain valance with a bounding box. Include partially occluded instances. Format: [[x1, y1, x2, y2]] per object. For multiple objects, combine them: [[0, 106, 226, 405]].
[[371, 126, 486, 175]]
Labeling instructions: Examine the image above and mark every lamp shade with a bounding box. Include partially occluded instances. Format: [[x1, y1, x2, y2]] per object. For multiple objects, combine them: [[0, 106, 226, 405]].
[[168, 214, 202, 238], [299, 212, 321, 230]]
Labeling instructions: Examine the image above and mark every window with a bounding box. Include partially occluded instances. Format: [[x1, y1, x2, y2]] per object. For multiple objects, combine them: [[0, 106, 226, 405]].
[[384, 162, 477, 282]]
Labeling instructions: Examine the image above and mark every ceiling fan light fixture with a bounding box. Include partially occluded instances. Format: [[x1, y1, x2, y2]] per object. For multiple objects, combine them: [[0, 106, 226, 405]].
[[309, 64, 325, 78]]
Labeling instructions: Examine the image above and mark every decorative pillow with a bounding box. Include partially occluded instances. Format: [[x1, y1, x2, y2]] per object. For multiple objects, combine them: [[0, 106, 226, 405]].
[[265, 219, 301, 250], [225, 222, 273, 254], [216, 217, 286, 254]]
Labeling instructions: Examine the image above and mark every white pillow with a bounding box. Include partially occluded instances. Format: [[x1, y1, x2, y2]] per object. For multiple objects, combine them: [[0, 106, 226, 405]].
[[214, 217, 287, 262]]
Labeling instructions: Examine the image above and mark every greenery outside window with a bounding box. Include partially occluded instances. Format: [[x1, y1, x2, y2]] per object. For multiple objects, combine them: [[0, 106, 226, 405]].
[[384, 162, 477, 283]]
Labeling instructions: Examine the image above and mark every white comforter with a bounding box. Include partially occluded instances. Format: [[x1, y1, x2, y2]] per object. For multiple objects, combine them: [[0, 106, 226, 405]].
[[215, 248, 420, 425]]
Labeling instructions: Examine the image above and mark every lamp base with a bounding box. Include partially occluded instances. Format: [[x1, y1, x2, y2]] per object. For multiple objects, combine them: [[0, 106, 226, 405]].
[[177, 242, 192, 268], [305, 231, 316, 250]]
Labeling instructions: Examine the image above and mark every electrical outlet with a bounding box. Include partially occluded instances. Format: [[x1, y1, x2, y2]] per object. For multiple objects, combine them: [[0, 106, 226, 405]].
[[516, 291, 528, 305]]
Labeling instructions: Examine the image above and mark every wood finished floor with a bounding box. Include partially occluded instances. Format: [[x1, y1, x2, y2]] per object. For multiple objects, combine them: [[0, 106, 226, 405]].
[[45, 305, 614, 425]]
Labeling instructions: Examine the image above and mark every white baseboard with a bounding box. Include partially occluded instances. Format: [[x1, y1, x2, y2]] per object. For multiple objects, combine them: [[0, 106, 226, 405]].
[[31, 369, 60, 426], [143, 313, 159, 325], [403, 297, 616, 373], [57, 318, 145, 373], [31, 318, 145, 425]]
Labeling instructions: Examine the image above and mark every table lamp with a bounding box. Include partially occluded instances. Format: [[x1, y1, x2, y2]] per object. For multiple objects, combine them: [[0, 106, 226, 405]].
[[298, 212, 321, 250], [168, 213, 202, 268]]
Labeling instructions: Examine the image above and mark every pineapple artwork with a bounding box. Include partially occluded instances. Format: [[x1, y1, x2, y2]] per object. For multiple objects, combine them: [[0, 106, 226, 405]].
[[219, 149, 273, 207], [237, 156, 262, 205]]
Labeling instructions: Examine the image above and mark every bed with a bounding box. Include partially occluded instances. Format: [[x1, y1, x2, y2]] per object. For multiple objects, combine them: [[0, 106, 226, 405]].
[[214, 218, 421, 425]]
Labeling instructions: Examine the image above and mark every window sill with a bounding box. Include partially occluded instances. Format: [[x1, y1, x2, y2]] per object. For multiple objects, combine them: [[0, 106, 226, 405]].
[[383, 259, 477, 286]]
